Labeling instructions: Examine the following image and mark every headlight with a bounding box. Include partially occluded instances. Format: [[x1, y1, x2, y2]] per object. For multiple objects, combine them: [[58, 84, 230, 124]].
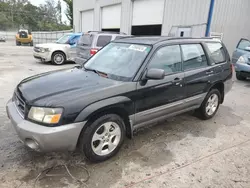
[[28, 107, 63, 124], [237, 56, 246, 64], [40, 48, 50, 53]]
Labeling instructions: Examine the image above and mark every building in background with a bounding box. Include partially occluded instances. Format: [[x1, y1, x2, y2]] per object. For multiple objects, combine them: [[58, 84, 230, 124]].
[[73, 0, 250, 54]]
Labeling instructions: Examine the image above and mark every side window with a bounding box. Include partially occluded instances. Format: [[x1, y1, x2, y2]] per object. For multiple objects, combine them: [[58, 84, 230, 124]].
[[148, 45, 182, 75], [237, 39, 250, 50], [96, 35, 112, 47], [181, 44, 208, 71], [206, 42, 226, 64], [115, 36, 125, 40], [71, 36, 80, 44]]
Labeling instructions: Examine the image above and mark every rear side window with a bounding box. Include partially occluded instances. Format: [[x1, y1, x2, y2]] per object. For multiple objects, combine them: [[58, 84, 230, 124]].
[[78, 34, 93, 46], [181, 44, 208, 71], [206, 42, 226, 64], [115, 36, 125, 40], [237, 39, 250, 50], [97, 35, 112, 47]]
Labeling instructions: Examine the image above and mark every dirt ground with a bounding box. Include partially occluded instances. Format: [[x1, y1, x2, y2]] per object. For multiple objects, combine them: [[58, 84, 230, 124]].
[[1, 41, 250, 188]]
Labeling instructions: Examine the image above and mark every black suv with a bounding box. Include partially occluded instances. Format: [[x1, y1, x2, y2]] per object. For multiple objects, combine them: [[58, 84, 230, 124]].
[[6, 37, 233, 162]]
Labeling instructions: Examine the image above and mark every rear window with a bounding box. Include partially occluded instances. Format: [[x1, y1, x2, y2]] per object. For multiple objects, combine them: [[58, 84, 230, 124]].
[[96, 35, 112, 47], [78, 34, 93, 46], [206, 42, 226, 64]]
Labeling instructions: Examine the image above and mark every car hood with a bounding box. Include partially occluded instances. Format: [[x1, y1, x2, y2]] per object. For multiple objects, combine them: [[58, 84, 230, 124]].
[[17, 67, 125, 106], [35, 43, 70, 48]]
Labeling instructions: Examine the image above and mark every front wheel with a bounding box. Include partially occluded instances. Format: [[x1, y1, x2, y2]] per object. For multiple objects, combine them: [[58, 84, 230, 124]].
[[197, 89, 221, 120], [79, 114, 125, 162], [51, 52, 66, 65]]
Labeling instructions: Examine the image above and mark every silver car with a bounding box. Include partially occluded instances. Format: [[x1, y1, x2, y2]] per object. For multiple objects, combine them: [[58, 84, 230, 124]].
[[74, 31, 128, 64], [232, 38, 250, 80]]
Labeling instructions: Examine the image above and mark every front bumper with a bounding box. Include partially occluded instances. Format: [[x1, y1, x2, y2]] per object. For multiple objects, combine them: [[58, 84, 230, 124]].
[[234, 62, 250, 73], [33, 51, 52, 62], [6, 100, 86, 152]]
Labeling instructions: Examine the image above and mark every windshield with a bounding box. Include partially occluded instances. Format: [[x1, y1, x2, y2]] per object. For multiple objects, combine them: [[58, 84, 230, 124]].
[[56, 34, 71, 44], [84, 43, 151, 81]]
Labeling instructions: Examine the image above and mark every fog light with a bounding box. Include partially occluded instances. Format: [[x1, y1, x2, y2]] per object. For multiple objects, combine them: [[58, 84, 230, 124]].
[[25, 138, 40, 151]]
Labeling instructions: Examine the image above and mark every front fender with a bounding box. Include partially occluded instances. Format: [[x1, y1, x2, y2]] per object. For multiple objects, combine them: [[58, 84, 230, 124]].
[[51, 46, 70, 59], [74, 96, 133, 123]]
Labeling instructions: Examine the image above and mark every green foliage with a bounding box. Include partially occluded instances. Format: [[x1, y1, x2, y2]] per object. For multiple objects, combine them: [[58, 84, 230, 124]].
[[0, 0, 72, 31], [62, 0, 73, 27]]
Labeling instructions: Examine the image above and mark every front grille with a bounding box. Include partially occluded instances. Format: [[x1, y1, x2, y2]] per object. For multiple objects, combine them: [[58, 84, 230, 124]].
[[14, 92, 26, 117], [34, 47, 41, 53]]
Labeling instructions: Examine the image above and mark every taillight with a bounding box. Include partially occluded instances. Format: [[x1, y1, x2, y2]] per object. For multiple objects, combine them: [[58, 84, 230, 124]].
[[90, 48, 98, 56]]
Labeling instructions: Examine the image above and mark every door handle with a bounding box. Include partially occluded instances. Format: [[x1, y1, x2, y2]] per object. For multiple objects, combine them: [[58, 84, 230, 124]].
[[206, 70, 214, 74], [172, 77, 182, 82], [172, 77, 182, 86]]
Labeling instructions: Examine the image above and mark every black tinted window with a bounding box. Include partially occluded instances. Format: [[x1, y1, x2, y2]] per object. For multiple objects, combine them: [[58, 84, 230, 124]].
[[148, 45, 182, 75], [97, 35, 112, 47], [115, 36, 125, 40], [78, 34, 93, 46], [206, 42, 226, 64], [237, 39, 250, 50], [181, 44, 208, 71]]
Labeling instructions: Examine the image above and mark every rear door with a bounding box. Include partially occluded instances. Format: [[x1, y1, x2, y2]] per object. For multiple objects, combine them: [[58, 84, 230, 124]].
[[182, 43, 214, 99], [76, 33, 93, 63], [232, 38, 250, 64]]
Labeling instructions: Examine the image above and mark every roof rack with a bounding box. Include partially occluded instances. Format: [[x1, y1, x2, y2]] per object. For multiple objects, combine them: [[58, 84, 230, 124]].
[[166, 36, 214, 40], [87, 31, 127, 35]]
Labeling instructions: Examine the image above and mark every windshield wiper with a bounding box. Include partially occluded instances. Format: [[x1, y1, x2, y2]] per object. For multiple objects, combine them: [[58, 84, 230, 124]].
[[83, 66, 108, 78]]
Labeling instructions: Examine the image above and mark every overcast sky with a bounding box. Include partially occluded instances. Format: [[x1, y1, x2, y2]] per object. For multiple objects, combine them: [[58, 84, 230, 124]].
[[30, 0, 68, 23]]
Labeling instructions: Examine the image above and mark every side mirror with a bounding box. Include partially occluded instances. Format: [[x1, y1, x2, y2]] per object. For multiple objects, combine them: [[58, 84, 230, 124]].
[[146, 68, 165, 80], [69, 40, 76, 45], [245, 47, 250, 52]]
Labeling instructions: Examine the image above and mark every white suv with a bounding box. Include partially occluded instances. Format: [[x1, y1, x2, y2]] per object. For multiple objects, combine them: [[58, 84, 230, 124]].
[[33, 33, 82, 65]]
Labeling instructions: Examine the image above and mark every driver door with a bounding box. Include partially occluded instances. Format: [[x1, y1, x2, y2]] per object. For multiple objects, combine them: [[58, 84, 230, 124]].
[[135, 45, 185, 125]]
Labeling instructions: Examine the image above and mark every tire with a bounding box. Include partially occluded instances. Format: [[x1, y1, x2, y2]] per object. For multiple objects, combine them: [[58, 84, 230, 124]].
[[16, 41, 21, 46], [197, 89, 221, 120], [236, 72, 246, 80], [51, 51, 66, 65], [79, 114, 125, 162], [30, 41, 33, 46]]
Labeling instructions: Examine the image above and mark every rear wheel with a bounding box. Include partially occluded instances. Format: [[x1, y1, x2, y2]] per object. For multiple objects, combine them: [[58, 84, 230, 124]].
[[197, 89, 221, 120], [51, 52, 66, 65], [30, 41, 33, 46], [79, 114, 125, 162], [16, 41, 21, 46], [236, 72, 246, 80]]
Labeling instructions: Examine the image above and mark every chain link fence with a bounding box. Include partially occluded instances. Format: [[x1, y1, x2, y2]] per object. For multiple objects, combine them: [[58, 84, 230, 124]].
[[32, 30, 73, 45]]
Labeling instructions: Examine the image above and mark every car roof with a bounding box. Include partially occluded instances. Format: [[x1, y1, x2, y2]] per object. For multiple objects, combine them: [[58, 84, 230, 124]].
[[68, 33, 83, 36], [114, 36, 220, 45]]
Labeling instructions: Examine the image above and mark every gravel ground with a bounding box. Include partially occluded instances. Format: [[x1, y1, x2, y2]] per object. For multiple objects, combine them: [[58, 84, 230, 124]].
[[1, 41, 250, 188]]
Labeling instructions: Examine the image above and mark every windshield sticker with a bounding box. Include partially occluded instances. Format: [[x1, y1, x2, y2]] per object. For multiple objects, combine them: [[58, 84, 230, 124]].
[[129, 45, 147, 52]]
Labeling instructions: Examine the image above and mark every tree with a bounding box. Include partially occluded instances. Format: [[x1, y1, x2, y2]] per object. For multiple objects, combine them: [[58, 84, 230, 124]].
[[62, 0, 72, 27], [0, 0, 71, 31]]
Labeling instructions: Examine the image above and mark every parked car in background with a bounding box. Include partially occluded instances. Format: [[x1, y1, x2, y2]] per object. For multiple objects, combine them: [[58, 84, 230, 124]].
[[6, 37, 233, 162], [0, 35, 6, 42], [33, 33, 82, 65], [74, 31, 128, 64], [16, 29, 33, 46], [232, 38, 250, 80]]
